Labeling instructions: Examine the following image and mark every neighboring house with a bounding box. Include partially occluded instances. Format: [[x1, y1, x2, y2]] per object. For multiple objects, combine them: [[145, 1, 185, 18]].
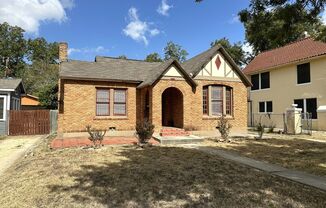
[[244, 37, 326, 131], [21, 94, 42, 110], [57, 42, 251, 135], [0, 78, 25, 135]]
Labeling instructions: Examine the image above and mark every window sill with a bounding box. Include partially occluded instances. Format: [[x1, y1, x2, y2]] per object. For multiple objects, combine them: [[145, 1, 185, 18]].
[[251, 88, 270, 92], [202, 115, 234, 120], [94, 116, 128, 120], [296, 82, 311, 86]]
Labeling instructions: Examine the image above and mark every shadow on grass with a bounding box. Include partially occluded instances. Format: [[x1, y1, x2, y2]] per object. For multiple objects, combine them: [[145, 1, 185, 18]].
[[48, 146, 326, 207], [210, 138, 326, 176]]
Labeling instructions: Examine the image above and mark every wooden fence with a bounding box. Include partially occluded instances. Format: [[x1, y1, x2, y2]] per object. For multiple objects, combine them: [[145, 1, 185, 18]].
[[9, 110, 50, 135]]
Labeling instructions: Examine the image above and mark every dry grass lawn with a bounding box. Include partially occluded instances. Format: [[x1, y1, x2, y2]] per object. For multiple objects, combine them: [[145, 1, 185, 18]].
[[205, 135, 326, 176], [0, 141, 325, 208]]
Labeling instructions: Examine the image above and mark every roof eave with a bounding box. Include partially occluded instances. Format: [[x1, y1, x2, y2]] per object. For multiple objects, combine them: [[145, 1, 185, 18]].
[[60, 76, 142, 84]]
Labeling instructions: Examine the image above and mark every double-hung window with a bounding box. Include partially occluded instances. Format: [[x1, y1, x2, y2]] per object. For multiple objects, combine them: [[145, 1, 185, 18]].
[[96, 88, 127, 116]]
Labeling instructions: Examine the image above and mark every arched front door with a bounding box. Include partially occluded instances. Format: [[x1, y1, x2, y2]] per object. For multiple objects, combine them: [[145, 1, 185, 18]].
[[161, 87, 184, 128]]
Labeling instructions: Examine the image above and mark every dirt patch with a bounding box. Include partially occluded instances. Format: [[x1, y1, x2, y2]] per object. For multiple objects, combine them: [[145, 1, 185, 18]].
[[0, 145, 325, 207]]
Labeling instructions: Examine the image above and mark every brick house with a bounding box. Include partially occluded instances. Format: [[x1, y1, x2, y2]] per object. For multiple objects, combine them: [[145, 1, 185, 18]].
[[58, 43, 251, 135]]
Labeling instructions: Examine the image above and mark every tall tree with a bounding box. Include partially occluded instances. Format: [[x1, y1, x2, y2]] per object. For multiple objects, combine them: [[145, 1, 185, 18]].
[[211, 38, 250, 66], [238, 0, 326, 53], [145, 52, 162, 62], [164, 41, 188, 62], [0, 22, 27, 77]]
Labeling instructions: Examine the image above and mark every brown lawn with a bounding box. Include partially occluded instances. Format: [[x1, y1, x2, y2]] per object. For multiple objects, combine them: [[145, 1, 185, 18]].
[[204, 135, 326, 176], [0, 140, 325, 208]]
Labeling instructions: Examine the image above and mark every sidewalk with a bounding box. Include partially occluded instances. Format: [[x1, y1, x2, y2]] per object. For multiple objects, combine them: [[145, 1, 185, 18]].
[[188, 146, 326, 191]]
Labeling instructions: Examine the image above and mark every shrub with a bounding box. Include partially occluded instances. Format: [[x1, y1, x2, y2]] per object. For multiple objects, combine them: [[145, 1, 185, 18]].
[[256, 122, 265, 139], [216, 115, 232, 142], [135, 120, 155, 144], [86, 125, 106, 148]]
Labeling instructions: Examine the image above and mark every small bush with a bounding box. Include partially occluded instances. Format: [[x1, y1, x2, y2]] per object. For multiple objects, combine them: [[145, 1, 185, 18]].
[[256, 122, 265, 139], [86, 125, 106, 148], [216, 115, 232, 142], [135, 120, 155, 144]]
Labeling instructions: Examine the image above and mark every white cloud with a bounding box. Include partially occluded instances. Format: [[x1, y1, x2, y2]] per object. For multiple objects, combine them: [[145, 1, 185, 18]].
[[242, 43, 253, 55], [229, 14, 239, 24], [68, 46, 108, 55], [157, 0, 173, 16], [60, 0, 75, 9], [321, 10, 326, 25], [0, 0, 73, 34], [123, 7, 160, 46]]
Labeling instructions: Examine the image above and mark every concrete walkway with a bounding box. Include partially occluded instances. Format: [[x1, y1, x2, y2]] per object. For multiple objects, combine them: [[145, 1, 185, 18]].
[[187, 146, 326, 191], [0, 135, 44, 176]]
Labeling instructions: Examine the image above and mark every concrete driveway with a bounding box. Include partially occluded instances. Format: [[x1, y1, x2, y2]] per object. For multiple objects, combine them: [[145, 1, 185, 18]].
[[0, 135, 44, 176]]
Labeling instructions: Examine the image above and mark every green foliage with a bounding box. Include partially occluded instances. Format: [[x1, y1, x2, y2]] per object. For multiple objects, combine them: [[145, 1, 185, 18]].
[[118, 55, 127, 59], [0, 22, 59, 109], [238, 0, 326, 53], [145, 52, 162, 62], [164, 41, 189, 62], [211, 37, 251, 66], [135, 120, 155, 144], [216, 115, 232, 141], [0, 22, 27, 77], [86, 125, 106, 148]]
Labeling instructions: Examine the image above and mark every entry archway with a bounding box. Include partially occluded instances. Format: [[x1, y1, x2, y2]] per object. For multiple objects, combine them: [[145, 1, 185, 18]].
[[161, 87, 184, 128]]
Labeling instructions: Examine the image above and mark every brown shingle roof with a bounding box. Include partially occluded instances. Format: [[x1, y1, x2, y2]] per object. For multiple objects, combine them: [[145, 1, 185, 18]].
[[243, 37, 326, 75]]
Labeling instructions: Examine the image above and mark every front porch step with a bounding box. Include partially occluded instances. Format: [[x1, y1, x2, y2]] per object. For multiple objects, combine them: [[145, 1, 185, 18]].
[[153, 134, 204, 145], [160, 127, 190, 137]]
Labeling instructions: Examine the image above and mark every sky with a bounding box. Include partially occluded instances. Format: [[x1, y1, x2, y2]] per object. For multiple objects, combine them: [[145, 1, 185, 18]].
[[0, 0, 252, 61]]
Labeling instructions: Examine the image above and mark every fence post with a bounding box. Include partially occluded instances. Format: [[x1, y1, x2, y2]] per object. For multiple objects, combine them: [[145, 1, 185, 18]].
[[50, 110, 58, 134]]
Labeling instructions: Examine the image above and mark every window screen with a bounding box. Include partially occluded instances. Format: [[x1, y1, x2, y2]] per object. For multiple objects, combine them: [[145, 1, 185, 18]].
[[251, 74, 259, 90], [211, 86, 223, 115], [96, 89, 110, 116], [297, 63, 310, 84], [260, 72, 270, 89], [114, 89, 126, 115]]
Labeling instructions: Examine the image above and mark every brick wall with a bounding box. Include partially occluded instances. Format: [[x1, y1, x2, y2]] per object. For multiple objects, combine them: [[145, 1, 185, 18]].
[[58, 80, 137, 133], [151, 78, 247, 132], [58, 78, 248, 133]]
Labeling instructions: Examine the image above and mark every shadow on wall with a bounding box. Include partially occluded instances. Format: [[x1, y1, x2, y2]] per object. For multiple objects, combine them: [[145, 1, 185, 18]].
[[47, 146, 325, 207]]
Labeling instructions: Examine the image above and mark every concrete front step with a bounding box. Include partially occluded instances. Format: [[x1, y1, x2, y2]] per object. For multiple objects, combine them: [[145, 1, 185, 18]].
[[160, 127, 190, 137], [153, 134, 204, 145]]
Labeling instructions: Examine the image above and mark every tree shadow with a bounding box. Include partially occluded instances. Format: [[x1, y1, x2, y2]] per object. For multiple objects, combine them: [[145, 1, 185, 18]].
[[48, 146, 326, 207], [209, 137, 326, 176]]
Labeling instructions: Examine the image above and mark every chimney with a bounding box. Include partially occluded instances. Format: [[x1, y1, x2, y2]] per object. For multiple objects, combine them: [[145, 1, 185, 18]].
[[59, 42, 68, 62]]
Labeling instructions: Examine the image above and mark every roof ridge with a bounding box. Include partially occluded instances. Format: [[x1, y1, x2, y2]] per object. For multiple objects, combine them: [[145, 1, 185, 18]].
[[257, 37, 313, 56], [95, 56, 160, 63], [184, 44, 220, 63]]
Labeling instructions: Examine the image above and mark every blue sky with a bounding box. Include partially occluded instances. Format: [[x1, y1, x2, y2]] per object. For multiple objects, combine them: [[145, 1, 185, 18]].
[[1, 0, 251, 61]]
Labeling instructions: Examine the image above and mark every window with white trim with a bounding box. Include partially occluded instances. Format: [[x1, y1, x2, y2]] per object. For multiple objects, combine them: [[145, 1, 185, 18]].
[[251, 72, 270, 90], [203, 85, 233, 116], [96, 88, 127, 116], [259, 101, 273, 113], [294, 98, 317, 119], [0, 97, 4, 120]]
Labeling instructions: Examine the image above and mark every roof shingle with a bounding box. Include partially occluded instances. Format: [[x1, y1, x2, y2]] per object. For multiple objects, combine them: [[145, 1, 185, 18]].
[[243, 37, 326, 75]]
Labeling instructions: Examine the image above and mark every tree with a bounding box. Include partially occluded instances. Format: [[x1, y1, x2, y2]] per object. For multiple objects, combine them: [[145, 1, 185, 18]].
[[117, 55, 127, 59], [145, 52, 162, 62], [164, 41, 189, 62], [238, 0, 326, 53], [38, 80, 58, 109], [0, 22, 27, 77], [211, 38, 249, 66], [27, 38, 58, 64]]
